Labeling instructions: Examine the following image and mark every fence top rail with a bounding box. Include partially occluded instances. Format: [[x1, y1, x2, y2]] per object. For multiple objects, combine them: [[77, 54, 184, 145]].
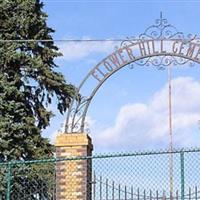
[[0, 147, 200, 166]]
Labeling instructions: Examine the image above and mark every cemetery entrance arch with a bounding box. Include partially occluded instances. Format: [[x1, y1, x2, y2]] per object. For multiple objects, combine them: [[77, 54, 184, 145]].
[[65, 14, 200, 134]]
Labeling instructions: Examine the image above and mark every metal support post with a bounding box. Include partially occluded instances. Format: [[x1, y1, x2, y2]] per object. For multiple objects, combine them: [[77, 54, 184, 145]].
[[6, 162, 12, 200], [180, 152, 185, 200]]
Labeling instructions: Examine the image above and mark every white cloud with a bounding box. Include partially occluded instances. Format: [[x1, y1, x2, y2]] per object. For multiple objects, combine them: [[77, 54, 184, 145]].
[[94, 77, 200, 151], [57, 37, 118, 61]]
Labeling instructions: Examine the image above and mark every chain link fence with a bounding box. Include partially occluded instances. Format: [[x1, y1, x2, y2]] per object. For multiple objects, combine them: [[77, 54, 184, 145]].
[[0, 160, 56, 200], [0, 148, 200, 199], [92, 149, 200, 200]]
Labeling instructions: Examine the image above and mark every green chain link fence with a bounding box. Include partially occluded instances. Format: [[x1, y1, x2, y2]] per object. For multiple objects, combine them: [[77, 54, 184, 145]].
[[0, 159, 56, 200], [0, 148, 200, 200]]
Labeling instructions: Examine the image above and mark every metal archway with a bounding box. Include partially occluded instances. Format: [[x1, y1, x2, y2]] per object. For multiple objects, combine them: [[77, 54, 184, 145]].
[[65, 13, 200, 133]]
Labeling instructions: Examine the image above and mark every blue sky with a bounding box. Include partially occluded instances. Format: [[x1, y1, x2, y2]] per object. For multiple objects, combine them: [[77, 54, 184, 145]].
[[41, 0, 200, 153]]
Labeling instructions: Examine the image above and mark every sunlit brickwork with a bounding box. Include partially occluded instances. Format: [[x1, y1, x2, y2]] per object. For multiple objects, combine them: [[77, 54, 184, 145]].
[[55, 133, 93, 200]]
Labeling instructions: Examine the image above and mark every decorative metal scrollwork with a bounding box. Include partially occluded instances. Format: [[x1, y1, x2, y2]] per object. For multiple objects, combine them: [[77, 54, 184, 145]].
[[120, 12, 196, 69], [65, 95, 91, 133], [139, 13, 184, 40]]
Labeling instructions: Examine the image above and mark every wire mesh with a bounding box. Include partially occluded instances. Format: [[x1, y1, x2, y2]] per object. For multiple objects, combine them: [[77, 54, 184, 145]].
[[92, 152, 181, 199], [0, 149, 199, 200], [0, 162, 56, 200], [0, 166, 7, 200], [91, 150, 200, 200]]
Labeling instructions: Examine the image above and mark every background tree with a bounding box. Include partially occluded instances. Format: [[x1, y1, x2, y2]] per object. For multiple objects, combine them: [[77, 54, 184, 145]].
[[0, 0, 75, 162]]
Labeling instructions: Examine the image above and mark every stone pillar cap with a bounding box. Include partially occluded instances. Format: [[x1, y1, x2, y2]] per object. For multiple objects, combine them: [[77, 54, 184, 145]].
[[55, 133, 93, 148]]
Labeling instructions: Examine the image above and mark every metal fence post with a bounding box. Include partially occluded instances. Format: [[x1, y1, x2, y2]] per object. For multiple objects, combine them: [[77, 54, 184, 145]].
[[6, 162, 12, 200], [180, 152, 184, 200]]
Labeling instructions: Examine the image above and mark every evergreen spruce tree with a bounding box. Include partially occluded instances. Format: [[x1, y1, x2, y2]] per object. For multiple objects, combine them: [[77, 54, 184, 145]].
[[0, 0, 75, 162]]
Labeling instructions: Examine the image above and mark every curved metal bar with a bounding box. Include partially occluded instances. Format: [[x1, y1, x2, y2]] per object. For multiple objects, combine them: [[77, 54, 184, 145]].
[[79, 52, 200, 132], [65, 14, 200, 133], [66, 39, 200, 133], [65, 68, 98, 132]]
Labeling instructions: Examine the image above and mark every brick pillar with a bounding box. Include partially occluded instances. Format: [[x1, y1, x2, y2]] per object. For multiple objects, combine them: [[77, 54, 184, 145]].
[[55, 133, 93, 200]]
